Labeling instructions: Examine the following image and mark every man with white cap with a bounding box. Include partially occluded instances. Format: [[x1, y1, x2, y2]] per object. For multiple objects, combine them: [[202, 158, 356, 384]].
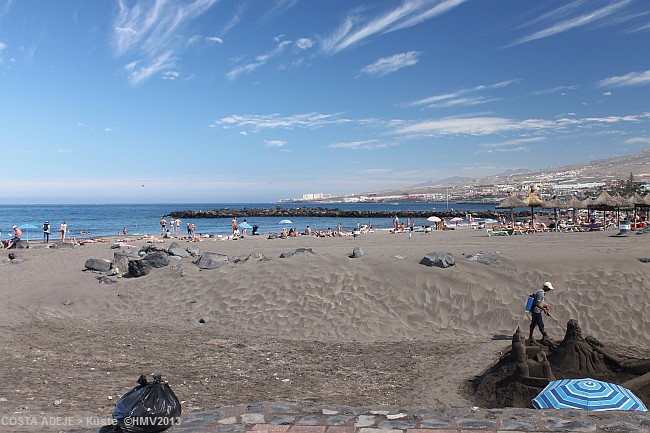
[[528, 281, 554, 342], [2, 225, 22, 249]]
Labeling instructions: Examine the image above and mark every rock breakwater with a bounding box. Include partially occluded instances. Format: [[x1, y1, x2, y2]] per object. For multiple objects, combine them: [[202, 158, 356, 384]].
[[169, 207, 500, 220]]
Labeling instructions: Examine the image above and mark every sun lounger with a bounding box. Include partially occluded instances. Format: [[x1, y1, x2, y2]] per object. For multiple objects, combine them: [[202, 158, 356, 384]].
[[486, 228, 511, 236]]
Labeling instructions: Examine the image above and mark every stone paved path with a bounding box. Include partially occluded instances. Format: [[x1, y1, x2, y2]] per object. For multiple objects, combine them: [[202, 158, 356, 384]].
[[66, 402, 649, 433]]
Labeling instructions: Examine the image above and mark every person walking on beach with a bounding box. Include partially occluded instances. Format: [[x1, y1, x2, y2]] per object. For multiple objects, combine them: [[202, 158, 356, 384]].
[[43, 220, 50, 243], [529, 281, 555, 342], [59, 220, 67, 242], [231, 217, 238, 235], [160, 217, 167, 235], [175, 218, 181, 235]]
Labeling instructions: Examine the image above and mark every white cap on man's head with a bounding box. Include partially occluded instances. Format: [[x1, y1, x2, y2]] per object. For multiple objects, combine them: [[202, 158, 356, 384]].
[[12, 225, 17, 229], [543, 281, 555, 290]]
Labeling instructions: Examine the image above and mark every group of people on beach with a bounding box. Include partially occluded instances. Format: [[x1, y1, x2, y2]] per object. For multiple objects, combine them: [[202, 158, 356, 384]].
[[1, 220, 69, 248], [160, 217, 182, 236]]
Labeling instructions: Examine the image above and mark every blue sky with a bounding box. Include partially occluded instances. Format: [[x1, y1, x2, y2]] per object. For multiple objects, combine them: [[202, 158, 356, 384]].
[[1, 0, 650, 203]]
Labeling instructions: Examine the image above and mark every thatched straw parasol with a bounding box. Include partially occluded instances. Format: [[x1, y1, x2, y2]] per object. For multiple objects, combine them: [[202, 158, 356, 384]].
[[612, 193, 634, 229], [523, 188, 546, 225], [589, 191, 618, 228], [613, 193, 633, 210], [496, 194, 526, 224], [566, 195, 586, 223], [590, 190, 618, 210], [567, 195, 585, 209], [544, 195, 567, 231], [628, 193, 648, 229]]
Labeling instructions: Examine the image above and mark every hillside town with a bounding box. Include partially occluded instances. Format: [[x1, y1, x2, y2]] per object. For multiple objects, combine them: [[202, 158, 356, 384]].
[[280, 149, 650, 204]]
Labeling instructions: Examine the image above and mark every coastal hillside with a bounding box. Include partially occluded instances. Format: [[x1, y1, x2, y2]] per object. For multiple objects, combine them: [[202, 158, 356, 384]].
[[358, 147, 650, 199]]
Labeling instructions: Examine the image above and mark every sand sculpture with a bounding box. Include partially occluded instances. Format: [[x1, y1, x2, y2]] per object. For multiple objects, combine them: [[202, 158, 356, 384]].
[[469, 319, 650, 408]]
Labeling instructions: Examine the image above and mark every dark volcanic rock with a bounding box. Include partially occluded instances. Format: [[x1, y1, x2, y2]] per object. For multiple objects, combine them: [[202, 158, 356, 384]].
[[195, 252, 229, 269], [465, 251, 500, 265], [128, 259, 151, 277], [280, 248, 315, 258], [420, 252, 455, 268], [349, 247, 364, 258], [143, 251, 169, 268], [168, 242, 190, 258], [168, 206, 499, 221], [85, 258, 112, 272]]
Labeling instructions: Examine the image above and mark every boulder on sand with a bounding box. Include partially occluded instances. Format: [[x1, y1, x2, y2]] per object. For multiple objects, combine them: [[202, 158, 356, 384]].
[[420, 252, 455, 268], [84, 258, 112, 272], [194, 252, 229, 270]]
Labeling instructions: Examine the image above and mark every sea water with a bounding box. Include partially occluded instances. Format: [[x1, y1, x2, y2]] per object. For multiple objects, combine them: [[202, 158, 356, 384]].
[[0, 202, 498, 240]]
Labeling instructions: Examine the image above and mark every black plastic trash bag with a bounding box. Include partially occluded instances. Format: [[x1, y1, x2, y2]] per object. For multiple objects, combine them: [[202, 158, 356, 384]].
[[113, 374, 181, 433]]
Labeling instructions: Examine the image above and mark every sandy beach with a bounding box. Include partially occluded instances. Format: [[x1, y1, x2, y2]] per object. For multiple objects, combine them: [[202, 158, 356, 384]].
[[1, 227, 649, 427]]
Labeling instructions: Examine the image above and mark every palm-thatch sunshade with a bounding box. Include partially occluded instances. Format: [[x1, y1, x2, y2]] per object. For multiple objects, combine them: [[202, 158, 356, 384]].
[[496, 194, 526, 224], [611, 193, 634, 230], [566, 195, 586, 224], [629, 193, 649, 229], [589, 191, 618, 228], [590, 191, 618, 210], [545, 196, 567, 231], [523, 189, 546, 225], [613, 193, 633, 210]]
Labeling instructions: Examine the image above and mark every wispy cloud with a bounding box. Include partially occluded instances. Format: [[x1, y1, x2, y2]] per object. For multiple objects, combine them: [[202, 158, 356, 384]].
[[327, 139, 391, 150], [359, 51, 420, 77], [205, 36, 223, 44], [409, 79, 517, 108], [511, 0, 634, 46], [598, 69, 650, 88], [393, 112, 649, 137], [111, 0, 218, 84], [0, 0, 12, 18], [320, 0, 467, 55], [0, 41, 7, 63], [530, 85, 578, 96], [263, 0, 298, 21], [221, 3, 246, 35], [478, 137, 544, 153], [215, 112, 351, 129], [123, 51, 176, 85], [264, 139, 287, 148], [226, 38, 313, 80], [625, 137, 650, 144]]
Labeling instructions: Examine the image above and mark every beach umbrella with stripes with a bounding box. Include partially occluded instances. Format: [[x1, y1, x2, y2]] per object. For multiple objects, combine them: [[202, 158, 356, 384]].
[[532, 378, 647, 411]]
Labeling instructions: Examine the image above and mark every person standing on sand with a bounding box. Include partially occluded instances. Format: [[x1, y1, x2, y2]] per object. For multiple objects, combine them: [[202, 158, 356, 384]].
[[529, 281, 554, 342], [59, 220, 67, 242], [231, 217, 238, 235], [160, 217, 167, 235], [43, 220, 50, 243]]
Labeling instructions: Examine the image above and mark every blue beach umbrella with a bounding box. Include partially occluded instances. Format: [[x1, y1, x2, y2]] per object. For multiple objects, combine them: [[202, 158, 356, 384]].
[[532, 378, 647, 411], [239, 222, 253, 229], [18, 224, 39, 241]]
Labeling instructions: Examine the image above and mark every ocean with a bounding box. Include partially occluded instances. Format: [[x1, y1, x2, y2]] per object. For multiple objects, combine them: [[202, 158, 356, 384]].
[[0, 202, 500, 240]]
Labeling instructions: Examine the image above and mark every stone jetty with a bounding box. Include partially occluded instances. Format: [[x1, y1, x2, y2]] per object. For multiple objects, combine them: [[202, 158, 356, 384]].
[[168, 207, 501, 220]]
